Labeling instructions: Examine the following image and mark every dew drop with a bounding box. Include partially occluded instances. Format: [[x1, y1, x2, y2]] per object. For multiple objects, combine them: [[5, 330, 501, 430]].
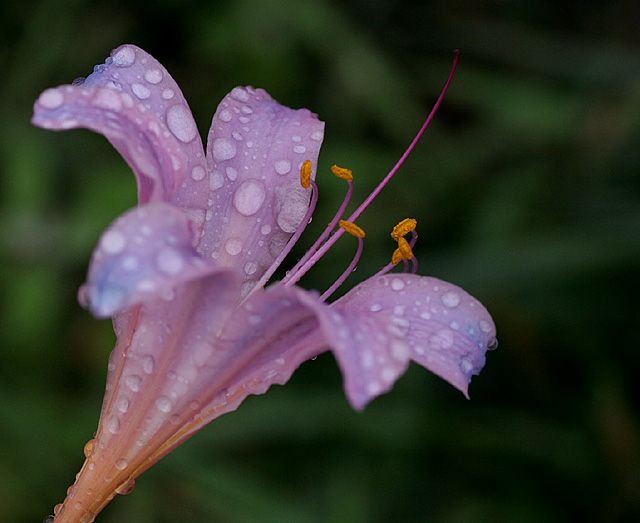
[[369, 303, 382, 312], [441, 291, 461, 308], [106, 416, 121, 434], [144, 68, 163, 84], [38, 88, 64, 109], [460, 357, 474, 374], [100, 230, 127, 255], [225, 237, 243, 255], [391, 278, 405, 291], [218, 109, 232, 122], [112, 46, 135, 67], [167, 105, 197, 143], [310, 130, 324, 141], [226, 166, 238, 181], [212, 138, 237, 161], [115, 458, 129, 470], [162, 88, 175, 100], [125, 375, 142, 392], [487, 338, 499, 351], [78, 510, 95, 523], [234, 179, 266, 216], [116, 396, 129, 413], [83, 439, 95, 458], [293, 144, 306, 154], [261, 224, 271, 235], [479, 320, 492, 333], [274, 159, 291, 175], [141, 355, 155, 374], [210, 171, 224, 190], [244, 261, 258, 275], [155, 395, 172, 413], [156, 248, 184, 275], [131, 83, 151, 100], [115, 478, 135, 495], [191, 165, 205, 181], [230, 87, 250, 102]]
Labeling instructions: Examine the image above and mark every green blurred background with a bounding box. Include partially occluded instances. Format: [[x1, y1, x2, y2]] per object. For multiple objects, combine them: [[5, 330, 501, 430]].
[[1, 0, 639, 521]]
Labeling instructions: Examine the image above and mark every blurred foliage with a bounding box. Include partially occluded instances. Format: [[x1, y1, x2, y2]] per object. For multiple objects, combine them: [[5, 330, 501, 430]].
[[1, 0, 639, 522]]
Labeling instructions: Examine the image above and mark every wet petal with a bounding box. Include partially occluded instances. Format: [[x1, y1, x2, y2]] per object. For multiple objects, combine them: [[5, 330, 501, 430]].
[[180, 87, 324, 297], [81, 202, 221, 318], [295, 289, 412, 410], [32, 44, 206, 203], [335, 274, 497, 398]]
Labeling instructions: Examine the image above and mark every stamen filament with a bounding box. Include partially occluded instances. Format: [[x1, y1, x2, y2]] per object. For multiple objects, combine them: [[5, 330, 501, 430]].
[[282, 172, 354, 285], [248, 179, 319, 296], [319, 235, 364, 302]]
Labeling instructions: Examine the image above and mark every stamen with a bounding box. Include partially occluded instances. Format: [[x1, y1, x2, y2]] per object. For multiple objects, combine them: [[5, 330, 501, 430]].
[[319, 234, 364, 302], [300, 159, 312, 189], [331, 164, 353, 182], [392, 236, 413, 264], [282, 166, 355, 285], [338, 220, 365, 238], [391, 218, 417, 240]]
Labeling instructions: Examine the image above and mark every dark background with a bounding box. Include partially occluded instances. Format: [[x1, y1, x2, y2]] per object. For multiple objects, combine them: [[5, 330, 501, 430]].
[[1, 0, 639, 521]]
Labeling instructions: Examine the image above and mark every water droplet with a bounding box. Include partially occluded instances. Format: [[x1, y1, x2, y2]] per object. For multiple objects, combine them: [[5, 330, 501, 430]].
[[156, 248, 184, 275], [430, 330, 454, 350], [261, 224, 271, 235], [226, 166, 238, 180], [210, 171, 224, 190], [460, 357, 473, 374], [83, 439, 95, 458], [191, 165, 205, 181], [162, 88, 175, 100], [125, 375, 142, 392], [155, 395, 173, 413], [106, 416, 121, 434], [391, 278, 405, 291], [233, 179, 266, 216], [116, 397, 129, 413], [244, 261, 258, 274], [487, 338, 498, 351], [115, 478, 135, 495], [291, 135, 302, 142], [274, 159, 291, 175], [144, 68, 163, 84], [100, 230, 127, 255], [166, 104, 197, 143], [131, 83, 151, 100], [211, 138, 237, 161], [115, 458, 129, 470], [293, 145, 306, 154], [479, 320, 492, 333], [369, 303, 382, 312], [441, 291, 461, 308], [38, 88, 64, 109], [141, 355, 154, 374], [230, 87, 250, 102], [225, 237, 243, 255], [219, 109, 233, 122], [112, 46, 135, 67], [310, 130, 324, 141]]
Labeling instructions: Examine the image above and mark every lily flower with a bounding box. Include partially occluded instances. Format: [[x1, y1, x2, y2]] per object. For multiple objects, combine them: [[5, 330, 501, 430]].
[[33, 45, 496, 523]]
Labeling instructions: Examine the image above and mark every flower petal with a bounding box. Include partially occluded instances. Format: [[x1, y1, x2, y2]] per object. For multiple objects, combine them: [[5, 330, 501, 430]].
[[80, 202, 221, 318], [32, 44, 206, 203], [335, 274, 497, 399], [177, 87, 324, 296]]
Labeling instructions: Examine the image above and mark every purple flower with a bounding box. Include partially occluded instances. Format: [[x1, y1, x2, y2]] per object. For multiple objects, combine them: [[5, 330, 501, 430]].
[[33, 45, 496, 523]]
